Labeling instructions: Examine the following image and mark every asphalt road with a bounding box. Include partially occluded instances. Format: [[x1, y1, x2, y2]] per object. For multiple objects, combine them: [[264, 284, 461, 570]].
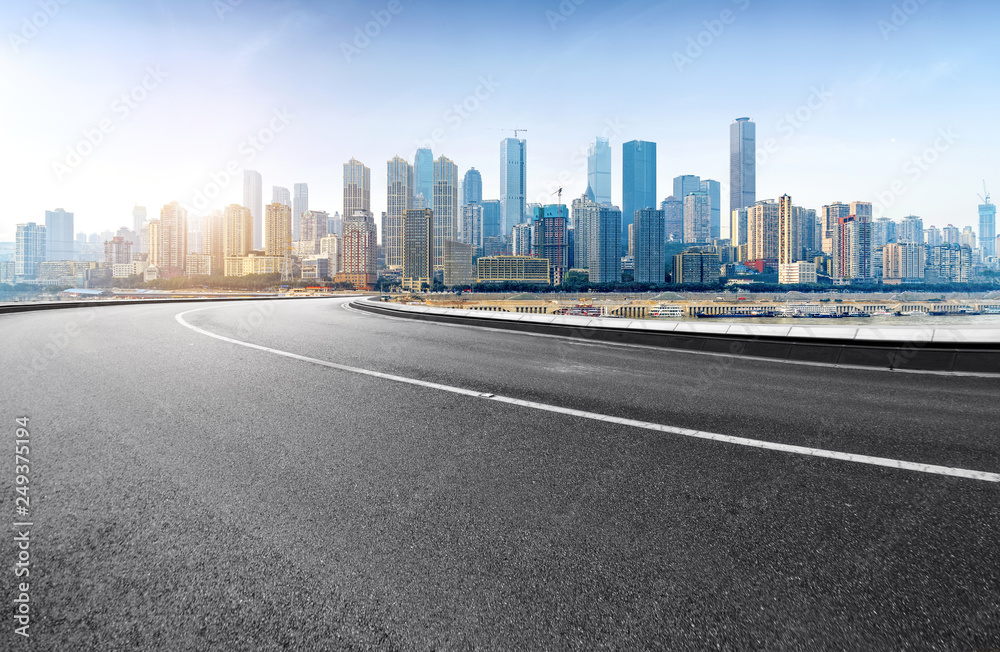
[[2, 297, 999, 651]]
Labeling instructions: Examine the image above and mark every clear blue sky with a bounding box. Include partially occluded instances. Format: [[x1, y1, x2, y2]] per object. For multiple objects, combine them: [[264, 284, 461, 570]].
[[2, 0, 998, 240]]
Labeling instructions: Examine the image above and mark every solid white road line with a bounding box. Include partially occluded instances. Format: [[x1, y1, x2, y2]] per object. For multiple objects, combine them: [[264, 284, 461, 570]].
[[175, 305, 1000, 483]]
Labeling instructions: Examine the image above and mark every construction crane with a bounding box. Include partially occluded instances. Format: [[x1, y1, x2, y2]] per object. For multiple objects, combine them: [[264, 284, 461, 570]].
[[979, 179, 992, 205], [551, 187, 563, 205], [491, 127, 528, 138]]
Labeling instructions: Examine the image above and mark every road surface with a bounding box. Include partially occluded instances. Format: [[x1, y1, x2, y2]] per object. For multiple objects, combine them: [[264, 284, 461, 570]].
[[2, 298, 998, 650]]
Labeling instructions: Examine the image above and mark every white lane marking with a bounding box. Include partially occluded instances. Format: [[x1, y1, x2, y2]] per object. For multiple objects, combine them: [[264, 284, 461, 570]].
[[344, 301, 1000, 379], [176, 305, 1000, 483]]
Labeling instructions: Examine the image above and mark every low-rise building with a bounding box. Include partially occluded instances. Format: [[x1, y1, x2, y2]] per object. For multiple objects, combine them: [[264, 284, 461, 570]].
[[476, 256, 550, 285]]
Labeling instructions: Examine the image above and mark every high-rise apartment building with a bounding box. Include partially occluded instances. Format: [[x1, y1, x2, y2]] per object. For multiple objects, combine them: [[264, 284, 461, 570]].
[[432, 156, 459, 269], [587, 137, 612, 205], [778, 195, 798, 265], [572, 193, 600, 269], [730, 207, 750, 248], [44, 208, 74, 261], [243, 169, 263, 249], [462, 168, 483, 206], [926, 244, 972, 283], [14, 223, 45, 279], [461, 203, 483, 253], [899, 215, 924, 244], [202, 209, 225, 275], [344, 158, 371, 218], [833, 212, 873, 281], [873, 217, 896, 249], [942, 224, 960, 244], [748, 200, 779, 262], [292, 183, 308, 241], [414, 148, 434, 209], [924, 226, 943, 247], [883, 242, 926, 283], [960, 226, 977, 249], [622, 140, 656, 248], [264, 202, 292, 257], [589, 206, 622, 284], [402, 208, 433, 291], [300, 210, 329, 255], [512, 223, 532, 257], [797, 207, 819, 254], [147, 220, 160, 270], [634, 209, 665, 283], [683, 192, 711, 244], [104, 237, 132, 265], [223, 204, 253, 259], [673, 250, 721, 284], [730, 117, 756, 216], [320, 234, 343, 275], [386, 156, 414, 270], [820, 202, 851, 253], [500, 138, 526, 234], [340, 210, 378, 289], [157, 202, 188, 277], [661, 197, 684, 243]]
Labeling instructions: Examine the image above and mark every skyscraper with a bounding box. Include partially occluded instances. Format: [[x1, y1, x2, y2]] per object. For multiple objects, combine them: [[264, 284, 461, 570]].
[[700, 179, 722, 239], [462, 168, 483, 206], [833, 212, 873, 281], [413, 148, 434, 209], [980, 194, 996, 258], [500, 137, 526, 235], [461, 203, 483, 253], [157, 202, 188, 277], [344, 158, 371, 218], [292, 183, 309, 241], [386, 156, 414, 270], [14, 223, 45, 279], [622, 140, 656, 248], [264, 203, 292, 257], [730, 207, 749, 247], [432, 156, 459, 269], [589, 206, 622, 284], [300, 211, 329, 255], [634, 208, 665, 283], [44, 208, 74, 261], [899, 215, 924, 244], [243, 170, 263, 250], [132, 205, 147, 253], [587, 137, 612, 206], [730, 117, 756, 216]]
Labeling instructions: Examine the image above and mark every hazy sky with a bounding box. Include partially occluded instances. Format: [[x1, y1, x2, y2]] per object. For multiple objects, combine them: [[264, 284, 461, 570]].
[[2, 0, 998, 241]]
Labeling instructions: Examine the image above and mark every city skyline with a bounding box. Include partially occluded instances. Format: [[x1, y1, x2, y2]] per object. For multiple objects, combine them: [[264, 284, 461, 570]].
[[3, 0, 999, 241]]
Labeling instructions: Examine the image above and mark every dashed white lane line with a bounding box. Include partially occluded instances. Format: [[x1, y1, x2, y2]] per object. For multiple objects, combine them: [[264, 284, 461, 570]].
[[176, 305, 1000, 483]]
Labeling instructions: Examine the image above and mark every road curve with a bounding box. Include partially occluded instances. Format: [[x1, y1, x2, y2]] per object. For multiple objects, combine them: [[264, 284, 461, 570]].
[[2, 297, 999, 651]]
